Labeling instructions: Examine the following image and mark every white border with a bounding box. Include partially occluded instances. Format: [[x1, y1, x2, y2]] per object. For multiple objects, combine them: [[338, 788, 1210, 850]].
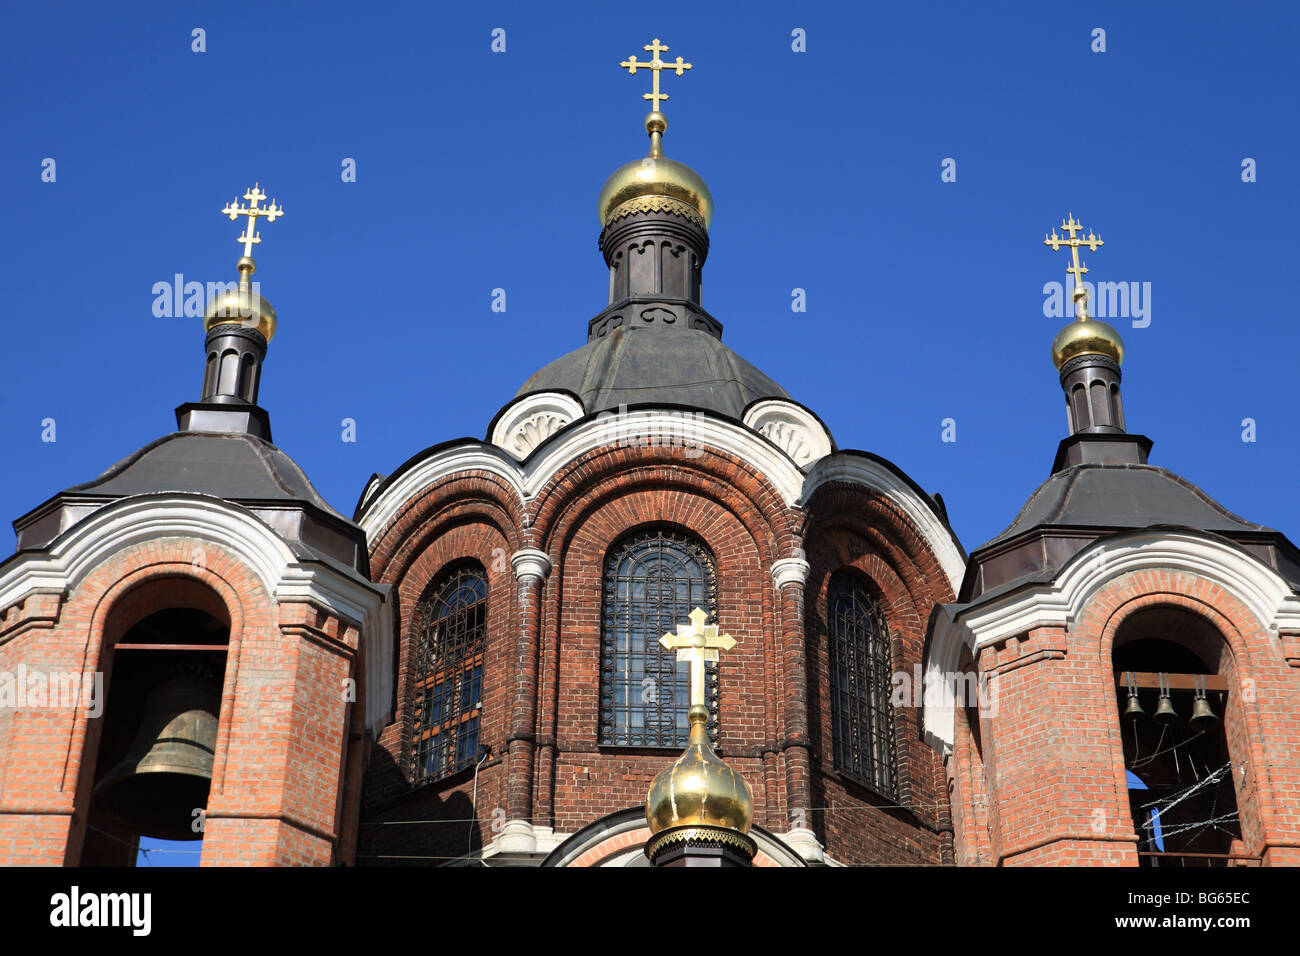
[[923, 529, 1300, 751], [0, 494, 393, 735], [360, 412, 964, 595]]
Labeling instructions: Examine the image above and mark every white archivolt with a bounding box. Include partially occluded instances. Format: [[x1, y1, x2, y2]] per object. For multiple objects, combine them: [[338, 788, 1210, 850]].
[[0, 494, 394, 735], [362, 410, 964, 594], [923, 529, 1300, 751]]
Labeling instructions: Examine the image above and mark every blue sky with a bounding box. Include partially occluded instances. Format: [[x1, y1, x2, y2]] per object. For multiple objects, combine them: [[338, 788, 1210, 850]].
[[2, 1, 1296, 563]]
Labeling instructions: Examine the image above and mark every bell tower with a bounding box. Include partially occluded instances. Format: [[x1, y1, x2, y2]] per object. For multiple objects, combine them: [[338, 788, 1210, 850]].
[[0, 186, 392, 866]]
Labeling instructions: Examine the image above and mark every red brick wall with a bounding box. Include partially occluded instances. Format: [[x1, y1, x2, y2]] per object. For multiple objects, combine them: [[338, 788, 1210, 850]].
[[359, 482, 518, 863], [359, 444, 963, 865], [0, 538, 362, 867], [955, 568, 1300, 866], [803, 483, 957, 865]]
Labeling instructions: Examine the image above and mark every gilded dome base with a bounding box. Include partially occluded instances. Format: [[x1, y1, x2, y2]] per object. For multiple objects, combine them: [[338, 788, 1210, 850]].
[[644, 824, 757, 866]]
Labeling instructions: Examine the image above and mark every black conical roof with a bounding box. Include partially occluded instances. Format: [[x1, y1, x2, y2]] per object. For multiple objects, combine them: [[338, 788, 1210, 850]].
[[517, 324, 788, 420]]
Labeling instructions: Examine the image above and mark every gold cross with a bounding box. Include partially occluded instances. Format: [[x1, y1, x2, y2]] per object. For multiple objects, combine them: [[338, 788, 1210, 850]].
[[222, 183, 285, 259], [1044, 212, 1102, 318], [1044, 212, 1103, 285], [660, 607, 735, 710], [620, 37, 692, 113]]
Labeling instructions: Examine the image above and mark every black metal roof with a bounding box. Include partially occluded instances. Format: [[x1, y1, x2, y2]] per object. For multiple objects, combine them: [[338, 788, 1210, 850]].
[[64, 431, 345, 519], [517, 324, 789, 419], [13, 430, 368, 573], [985, 463, 1273, 547], [956, 461, 1300, 604]]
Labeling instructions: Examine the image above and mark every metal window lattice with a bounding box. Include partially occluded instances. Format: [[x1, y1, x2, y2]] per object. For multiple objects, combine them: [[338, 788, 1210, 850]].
[[409, 565, 487, 784], [601, 530, 719, 748], [828, 573, 898, 798]]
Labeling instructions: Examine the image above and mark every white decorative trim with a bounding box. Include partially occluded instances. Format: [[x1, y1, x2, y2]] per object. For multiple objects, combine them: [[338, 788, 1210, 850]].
[[803, 454, 966, 592], [491, 392, 584, 460], [0, 494, 393, 737], [362, 413, 962, 602], [922, 529, 1300, 750], [360, 411, 807, 538], [510, 547, 552, 582], [358, 474, 385, 511], [493, 819, 538, 854], [778, 826, 833, 865], [743, 400, 833, 469], [480, 821, 566, 861], [771, 557, 811, 589]]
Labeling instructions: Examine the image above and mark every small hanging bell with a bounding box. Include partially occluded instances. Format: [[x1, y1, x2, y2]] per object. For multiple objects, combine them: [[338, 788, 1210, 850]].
[[1153, 673, 1178, 726], [1189, 675, 1218, 733], [1122, 672, 1144, 721]]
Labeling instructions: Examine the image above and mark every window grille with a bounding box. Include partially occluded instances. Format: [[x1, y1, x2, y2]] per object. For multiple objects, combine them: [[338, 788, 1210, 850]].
[[600, 529, 718, 748], [410, 564, 488, 783]]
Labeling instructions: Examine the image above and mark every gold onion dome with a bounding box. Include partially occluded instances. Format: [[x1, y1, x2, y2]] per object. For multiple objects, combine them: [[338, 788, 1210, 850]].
[[203, 256, 277, 342], [1052, 315, 1124, 370], [645, 704, 753, 835], [597, 112, 713, 229]]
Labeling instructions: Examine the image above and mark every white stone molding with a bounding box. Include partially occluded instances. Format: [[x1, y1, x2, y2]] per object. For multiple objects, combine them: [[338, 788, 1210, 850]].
[[922, 529, 1300, 751], [364, 412, 962, 597], [0, 494, 394, 736], [493, 818, 538, 854], [358, 474, 385, 511], [360, 410, 807, 538], [510, 547, 552, 582], [479, 821, 565, 862], [803, 454, 966, 592], [743, 400, 833, 469], [491, 392, 584, 460], [780, 826, 830, 865], [771, 557, 811, 589]]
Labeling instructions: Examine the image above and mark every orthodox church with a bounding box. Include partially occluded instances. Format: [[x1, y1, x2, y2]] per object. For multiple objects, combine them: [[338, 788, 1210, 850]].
[[1, 39, 1298, 868]]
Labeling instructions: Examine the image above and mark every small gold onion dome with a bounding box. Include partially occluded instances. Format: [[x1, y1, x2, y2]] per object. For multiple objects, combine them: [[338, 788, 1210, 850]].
[[1052, 316, 1125, 370], [646, 704, 753, 835], [597, 112, 713, 229], [203, 256, 277, 341]]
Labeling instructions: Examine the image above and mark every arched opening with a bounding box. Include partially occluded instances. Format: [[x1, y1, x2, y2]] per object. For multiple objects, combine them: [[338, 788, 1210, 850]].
[[826, 570, 897, 799], [408, 560, 489, 786], [237, 352, 257, 402], [216, 348, 240, 395], [1089, 380, 1110, 428], [1070, 383, 1088, 431], [599, 526, 718, 748], [80, 585, 230, 867], [1112, 606, 1250, 866]]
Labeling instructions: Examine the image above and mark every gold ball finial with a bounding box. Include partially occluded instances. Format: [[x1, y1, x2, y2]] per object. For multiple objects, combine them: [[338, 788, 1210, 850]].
[[1052, 317, 1125, 370], [645, 705, 754, 836], [1043, 213, 1123, 370], [601, 38, 712, 229], [205, 187, 284, 341]]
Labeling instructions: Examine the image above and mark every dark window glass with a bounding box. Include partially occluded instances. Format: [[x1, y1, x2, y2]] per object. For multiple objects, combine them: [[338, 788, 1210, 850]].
[[600, 529, 718, 747], [410, 564, 488, 784], [827, 572, 898, 798]]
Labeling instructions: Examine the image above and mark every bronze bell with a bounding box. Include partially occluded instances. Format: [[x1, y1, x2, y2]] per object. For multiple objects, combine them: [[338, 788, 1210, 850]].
[[1153, 692, 1178, 726], [1190, 677, 1218, 733], [94, 672, 221, 841], [1190, 695, 1218, 732], [1123, 692, 1145, 721], [1122, 673, 1144, 721]]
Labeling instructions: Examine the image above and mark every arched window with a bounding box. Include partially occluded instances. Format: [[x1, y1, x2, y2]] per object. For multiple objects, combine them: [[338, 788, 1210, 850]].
[[410, 562, 488, 784], [827, 571, 898, 797], [601, 528, 718, 748], [1112, 607, 1245, 866]]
